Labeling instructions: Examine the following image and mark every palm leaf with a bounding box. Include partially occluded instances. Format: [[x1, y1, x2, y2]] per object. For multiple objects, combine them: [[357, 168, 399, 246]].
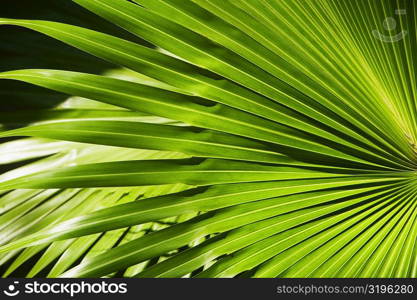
[[0, 0, 416, 278]]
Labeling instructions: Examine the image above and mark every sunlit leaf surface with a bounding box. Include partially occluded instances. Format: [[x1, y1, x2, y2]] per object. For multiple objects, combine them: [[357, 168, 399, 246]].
[[0, 0, 416, 278]]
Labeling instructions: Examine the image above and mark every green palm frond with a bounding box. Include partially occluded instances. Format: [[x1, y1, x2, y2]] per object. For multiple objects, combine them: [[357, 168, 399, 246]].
[[0, 0, 416, 278]]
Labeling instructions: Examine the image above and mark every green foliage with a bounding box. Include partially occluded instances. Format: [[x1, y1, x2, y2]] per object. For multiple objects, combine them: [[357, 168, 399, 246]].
[[0, 0, 416, 278]]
